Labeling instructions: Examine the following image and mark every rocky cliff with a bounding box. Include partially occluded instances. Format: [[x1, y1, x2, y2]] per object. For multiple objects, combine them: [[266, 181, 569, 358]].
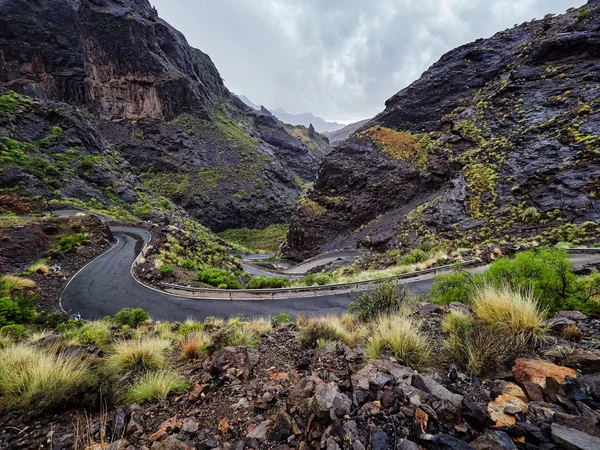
[[0, 0, 329, 231], [286, 2, 600, 260]]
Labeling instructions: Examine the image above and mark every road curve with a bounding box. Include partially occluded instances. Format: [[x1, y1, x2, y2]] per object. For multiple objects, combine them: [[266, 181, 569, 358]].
[[60, 227, 434, 321]]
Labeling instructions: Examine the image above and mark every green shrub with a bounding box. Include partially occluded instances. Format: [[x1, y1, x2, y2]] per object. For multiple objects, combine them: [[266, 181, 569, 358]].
[[430, 272, 475, 305], [349, 282, 411, 321], [0, 324, 26, 340], [159, 265, 174, 277], [245, 276, 291, 289], [0, 275, 36, 296], [398, 249, 429, 265], [64, 321, 112, 348], [197, 268, 241, 289], [299, 273, 333, 286], [0, 296, 35, 327], [482, 249, 576, 313], [113, 308, 150, 327], [225, 327, 260, 348], [0, 90, 35, 118], [106, 338, 171, 375], [298, 321, 343, 349], [54, 233, 89, 252]]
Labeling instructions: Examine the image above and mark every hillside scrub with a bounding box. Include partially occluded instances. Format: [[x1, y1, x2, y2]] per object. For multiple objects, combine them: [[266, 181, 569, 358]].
[[196, 268, 241, 289], [245, 275, 291, 289], [218, 224, 289, 253], [349, 282, 413, 321]]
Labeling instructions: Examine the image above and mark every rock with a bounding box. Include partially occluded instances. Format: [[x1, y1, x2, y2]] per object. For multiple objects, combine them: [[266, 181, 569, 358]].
[[181, 418, 198, 434], [371, 358, 414, 384], [470, 430, 516, 450], [397, 439, 420, 450], [551, 423, 600, 450], [289, 376, 318, 407], [151, 437, 189, 450], [414, 407, 429, 434], [580, 373, 600, 400], [401, 384, 429, 406], [419, 433, 473, 450], [545, 317, 576, 330], [267, 412, 292, 443], [512, 358, 577, 388], [111, 408, 131, 438], [246, 420, 272, 440], [487, 394, 528, 427], [351, 364, 394, 406], [448, 302, 472, 314], [522, 381, 544, 402], [554, 412, 600, 437], [416, 302, 442, 315], [309, 382, 351, 421], [412, 374, 463, 408], [370, 428, 389, 450], [555, 311, 588, 321], [126, 412, 144, 436], [462, 398, 495, 429], [188, 384, 209, 402], [481, 361, 513, 381], [210, 346, 253, 380], [493, 381, 528, 402], [563, 349, 600, 374], [542, 376, 560, 403]]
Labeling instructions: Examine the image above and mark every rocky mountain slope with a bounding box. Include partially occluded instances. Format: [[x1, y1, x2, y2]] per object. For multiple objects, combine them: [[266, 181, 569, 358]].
[[0, 0, 329, 231], [286, 2, 600, 260], [324, 119, 371, 144]]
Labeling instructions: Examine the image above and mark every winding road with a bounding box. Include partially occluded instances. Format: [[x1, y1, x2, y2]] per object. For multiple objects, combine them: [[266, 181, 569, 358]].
[[60, 226, 600, 321], [60, 227, 434, 321]]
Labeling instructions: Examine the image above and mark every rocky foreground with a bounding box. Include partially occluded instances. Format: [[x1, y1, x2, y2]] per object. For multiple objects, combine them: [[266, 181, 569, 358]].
[[2, 306, 600, 450]]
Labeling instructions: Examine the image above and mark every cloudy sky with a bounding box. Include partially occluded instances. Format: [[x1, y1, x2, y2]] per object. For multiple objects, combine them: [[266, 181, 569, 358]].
[[150, 0, 582, 123]]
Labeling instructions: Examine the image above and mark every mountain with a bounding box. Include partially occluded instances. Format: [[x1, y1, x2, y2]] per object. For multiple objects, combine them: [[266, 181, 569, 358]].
[[0, 0, 329, 232], [285, 2, 600, 260], [323, 119, 371, 144], [271, 109, 344, 133], [238, 95, 261, 111]]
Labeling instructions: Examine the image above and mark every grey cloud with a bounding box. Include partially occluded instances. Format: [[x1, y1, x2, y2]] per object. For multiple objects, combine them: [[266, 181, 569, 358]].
[[151, 0, 582, 122]]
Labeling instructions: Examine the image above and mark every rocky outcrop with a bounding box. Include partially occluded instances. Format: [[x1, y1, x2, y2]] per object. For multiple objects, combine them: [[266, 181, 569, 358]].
[[0, 0, 329, 231], [286, 3, 600, 259]]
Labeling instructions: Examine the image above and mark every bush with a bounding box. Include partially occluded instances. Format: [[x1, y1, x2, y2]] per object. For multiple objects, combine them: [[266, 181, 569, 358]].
[[245, 276, 291, 289], [54, 233, 89, 252], [441, 310, 473, 335], [364, 315, 429, 368], [125, 370, 189, 404], [113, 308, 150, 327], [0, 344, 92, 413], [429, 272, 475, 305], [482, 249, 576, 313], [299, 273, 333, 286], [0, 296, 35, 327], [63, 321, 112, 348], [349, 282, 411, 321], [197, 268, 241, 289], [0, 324, 26, 340], [298, 321, 344, 349], [106, 338, 171, 375], [159, 265, 174, 277], [398, 249, 429, 265]]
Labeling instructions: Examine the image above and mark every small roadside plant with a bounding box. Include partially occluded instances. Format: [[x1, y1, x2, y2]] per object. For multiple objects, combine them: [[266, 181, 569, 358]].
[[197, 268, 241, 289], [54, 233, 89, 252], [0, 324, 26, 340], [62, 321, 112, 348], [0, 275, 36, 296], [113, 308, 150, 328], [429, 271, 475, 305], [159, 265, 174, 277], [349, 282, 411, 321], [125, 369, 189, 404], [106, 338, 172, 375], [298, 273, 333, 286], [397, 249, 429, 265], [180, 331, 212, 360], [245, 275, 291, 289]]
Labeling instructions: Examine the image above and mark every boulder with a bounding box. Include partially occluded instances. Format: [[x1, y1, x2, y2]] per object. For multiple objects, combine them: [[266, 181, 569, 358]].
[[412, 374, 463, 408], [419, 433, 473, 450], [522, 381, 544, 402], [470, 430, 516, 450], [289, 376, 318, 407], [371, 358, 414, 384], [563, 349, 600, 374], [246, 420, 272, 440], [487, 394, 528, 427], [551, 423, 600, 450], [351, 364, 394, 406], [512, 358, 576, 388], [309, 382, 351, 421], [493, 381, 528, 402], [462, 398, 495, 429], [555, 311, 588, 321]]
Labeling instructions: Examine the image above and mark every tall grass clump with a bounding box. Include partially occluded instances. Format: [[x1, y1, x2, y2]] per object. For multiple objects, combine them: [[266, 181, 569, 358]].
[[364, 315, 429, 369], [298, 315, 365, 348], [180, 331, 212, 360], [62, 321, 112, 348], [0, 344, 92, 412], [125, 370, 189, 404], [106, 338, 172, 374], [0, 275, 36, 296]]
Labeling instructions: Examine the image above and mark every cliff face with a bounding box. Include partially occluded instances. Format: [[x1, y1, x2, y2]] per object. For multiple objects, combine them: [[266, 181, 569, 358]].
[[286, 3, 600, 260], [0, 0, 329, 230]]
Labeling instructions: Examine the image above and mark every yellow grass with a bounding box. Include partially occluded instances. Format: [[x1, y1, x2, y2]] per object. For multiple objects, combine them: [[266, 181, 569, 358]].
[[0, 343, 92, 412], [365, 315, 429, 368], [472, 284, 546, 340], [26, 261, 51, 276], [0, 275, 36, 295], [180, 332, 212, 360], [106, 338, 172, 374]]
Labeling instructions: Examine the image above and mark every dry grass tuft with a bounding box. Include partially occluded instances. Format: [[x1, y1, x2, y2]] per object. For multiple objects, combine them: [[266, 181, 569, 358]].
[[106, 338, 172, 375], [0, 275, 36, 295], [0, 343, 92, 412], [125, 369, 189, 404], [26, 261, 51, 276], [561, 323, 583, 342], [180, 332, 212, 360], [364, 315, 430, 369]]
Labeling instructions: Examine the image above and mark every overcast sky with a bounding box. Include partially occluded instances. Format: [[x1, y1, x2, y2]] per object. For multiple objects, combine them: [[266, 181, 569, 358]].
[[150, 0, 582, 123]]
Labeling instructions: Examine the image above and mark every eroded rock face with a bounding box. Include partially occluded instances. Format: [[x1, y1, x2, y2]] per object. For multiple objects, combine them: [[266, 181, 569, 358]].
[[0, 0, 330, 230], [285, 4, 600, 259]]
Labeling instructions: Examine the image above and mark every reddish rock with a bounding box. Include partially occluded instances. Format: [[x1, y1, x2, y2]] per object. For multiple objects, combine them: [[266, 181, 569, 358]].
[[512, 358, 576, 388], [487, 394, 528, 427], [522, 381, 544, 402]]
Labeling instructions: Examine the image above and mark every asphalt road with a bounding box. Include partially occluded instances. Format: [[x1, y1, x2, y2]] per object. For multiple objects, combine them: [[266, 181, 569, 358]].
[[60, 227, 434, 321]]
